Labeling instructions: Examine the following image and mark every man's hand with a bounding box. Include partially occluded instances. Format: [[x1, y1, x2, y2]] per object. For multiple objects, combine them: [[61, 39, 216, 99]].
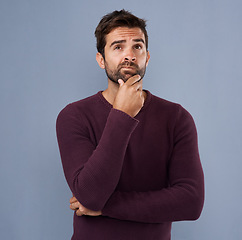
[[113, 75, 145, 117], [70, 196, 102, 217]]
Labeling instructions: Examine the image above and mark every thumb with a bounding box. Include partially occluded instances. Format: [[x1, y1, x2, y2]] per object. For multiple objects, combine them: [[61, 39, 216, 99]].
[[118, 79, 124, 86]]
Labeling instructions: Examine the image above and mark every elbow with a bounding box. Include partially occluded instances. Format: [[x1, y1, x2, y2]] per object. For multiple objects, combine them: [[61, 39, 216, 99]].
[[178, 183, 205, 221], [187, 191, 205, 221], [186, 178, 205, 221], [72, 181, 106, 211], [190, 203, 203, 220], [71, 172, 113, 211]]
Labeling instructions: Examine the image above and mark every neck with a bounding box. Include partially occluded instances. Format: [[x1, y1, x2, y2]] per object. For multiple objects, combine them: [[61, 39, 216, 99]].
[[102, 79, 119, 105]]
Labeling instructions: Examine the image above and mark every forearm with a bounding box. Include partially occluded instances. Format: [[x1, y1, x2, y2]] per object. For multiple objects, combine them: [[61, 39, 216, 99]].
[[102, 177, 204, 223]]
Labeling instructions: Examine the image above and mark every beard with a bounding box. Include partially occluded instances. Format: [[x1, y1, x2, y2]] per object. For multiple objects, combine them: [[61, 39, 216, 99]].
[[104, 60, 146, 84]]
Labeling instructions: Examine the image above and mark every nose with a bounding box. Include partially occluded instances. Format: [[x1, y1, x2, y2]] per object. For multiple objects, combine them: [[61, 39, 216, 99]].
[[124, 48, 136, 62]]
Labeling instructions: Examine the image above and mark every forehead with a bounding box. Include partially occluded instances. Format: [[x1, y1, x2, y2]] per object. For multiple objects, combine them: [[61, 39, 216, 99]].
[[106, 27, 145, 44]]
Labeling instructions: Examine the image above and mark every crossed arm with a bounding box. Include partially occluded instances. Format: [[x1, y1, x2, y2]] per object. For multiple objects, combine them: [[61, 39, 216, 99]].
[[69, 128, 204, 223], [57, 75, 204, 223], [64, 111, 204, 222]]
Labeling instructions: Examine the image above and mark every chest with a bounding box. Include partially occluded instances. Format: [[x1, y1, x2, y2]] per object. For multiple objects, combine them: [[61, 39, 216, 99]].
[[117, 118, 174, 191], [87, 109, 175, 191]]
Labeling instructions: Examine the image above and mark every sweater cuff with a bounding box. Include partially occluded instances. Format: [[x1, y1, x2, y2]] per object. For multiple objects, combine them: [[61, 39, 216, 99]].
[[111, 108, 139, 123], [107, 107, 139, 134]]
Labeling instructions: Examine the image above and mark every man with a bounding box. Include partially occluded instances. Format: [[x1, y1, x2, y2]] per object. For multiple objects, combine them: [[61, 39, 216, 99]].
[[56, 9, 204, 240]]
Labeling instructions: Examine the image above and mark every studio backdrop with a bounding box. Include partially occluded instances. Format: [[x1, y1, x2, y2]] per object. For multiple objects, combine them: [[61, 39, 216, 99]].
[[0, 0, 241, 239]]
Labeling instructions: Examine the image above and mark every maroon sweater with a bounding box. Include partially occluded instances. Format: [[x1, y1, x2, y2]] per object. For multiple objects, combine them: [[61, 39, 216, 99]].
[[56, 91, 204, 240]]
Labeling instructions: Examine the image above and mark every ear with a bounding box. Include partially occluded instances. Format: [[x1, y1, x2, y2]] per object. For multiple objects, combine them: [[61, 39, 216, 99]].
[[96, 52, 105, 69], [146, 51, 150, 67]]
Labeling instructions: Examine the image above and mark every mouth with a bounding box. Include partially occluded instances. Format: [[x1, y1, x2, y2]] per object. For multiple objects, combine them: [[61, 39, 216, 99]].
[[120, 66, 137, 72], [121, 67, 135, 71], [121, 68, 137, 77]]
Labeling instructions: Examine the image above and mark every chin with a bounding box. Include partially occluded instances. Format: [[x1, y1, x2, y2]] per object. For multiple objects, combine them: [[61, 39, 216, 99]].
[[121, 73, 136, 82]]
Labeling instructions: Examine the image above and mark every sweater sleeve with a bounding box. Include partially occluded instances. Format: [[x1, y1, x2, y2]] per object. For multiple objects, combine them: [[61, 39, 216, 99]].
[[56, 106, 139, 211], [102, 106, 204, 223]]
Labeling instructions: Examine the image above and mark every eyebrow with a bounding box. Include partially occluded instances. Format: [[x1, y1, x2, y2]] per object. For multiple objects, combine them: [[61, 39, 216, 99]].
[[110, 40, 126, 47], [133, 38, 145, 44], [110, 38, 145, 47]]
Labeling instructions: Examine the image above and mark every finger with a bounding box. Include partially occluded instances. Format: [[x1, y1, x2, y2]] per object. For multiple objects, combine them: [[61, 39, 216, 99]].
[[70, 202, 80, 210], [87, 210, 102, 216], [125, 75, 141, 86], [118, 79, 124, 86], [75, 206, 102, 217], [133, 79, 143, 91], [78, 205, 87, 215], [75, 209, 83, 216], [70, 196, 78, 204]]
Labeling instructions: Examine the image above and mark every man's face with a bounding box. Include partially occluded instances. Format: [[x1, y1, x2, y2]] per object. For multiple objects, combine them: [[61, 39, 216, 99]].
[[99, 27, 150, 83]]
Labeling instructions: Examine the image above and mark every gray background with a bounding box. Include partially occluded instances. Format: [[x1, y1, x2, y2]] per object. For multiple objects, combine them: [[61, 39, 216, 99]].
[[1, 0, 241, 239]]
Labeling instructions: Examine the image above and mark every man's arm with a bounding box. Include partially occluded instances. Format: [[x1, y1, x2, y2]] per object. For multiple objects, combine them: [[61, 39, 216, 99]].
[[102, 107, 204, 223], [56, 75, 144, 211], [70, 107, 204, 223], [57, 106, 138, 211]]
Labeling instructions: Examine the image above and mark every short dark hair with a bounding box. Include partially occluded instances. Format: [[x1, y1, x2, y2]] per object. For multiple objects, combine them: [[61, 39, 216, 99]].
[[95, 9, 148, 58]]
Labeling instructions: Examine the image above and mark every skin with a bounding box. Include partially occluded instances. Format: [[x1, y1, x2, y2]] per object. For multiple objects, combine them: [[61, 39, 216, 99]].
[[70, 27, 150, 216], [70, 195, 101, 216], [97, 27, 150, 113]]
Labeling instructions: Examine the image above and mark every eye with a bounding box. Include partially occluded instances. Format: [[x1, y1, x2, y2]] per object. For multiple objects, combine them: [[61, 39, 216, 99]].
[[134, 44, 142, 50], [114, 45, 122, 50]]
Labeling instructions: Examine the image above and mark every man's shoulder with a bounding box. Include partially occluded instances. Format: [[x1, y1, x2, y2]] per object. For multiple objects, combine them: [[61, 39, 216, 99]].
[[62, 92, 101, 111], [149, 92, 181, 111], [70, 92, 100, 107], [57, 92, 104, 119], [149, 92, 196, 128], [148, 91, 194, 120]]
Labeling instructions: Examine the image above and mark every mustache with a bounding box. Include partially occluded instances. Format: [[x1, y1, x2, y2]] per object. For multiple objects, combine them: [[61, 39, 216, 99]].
[[118, 61, 139, 70]]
